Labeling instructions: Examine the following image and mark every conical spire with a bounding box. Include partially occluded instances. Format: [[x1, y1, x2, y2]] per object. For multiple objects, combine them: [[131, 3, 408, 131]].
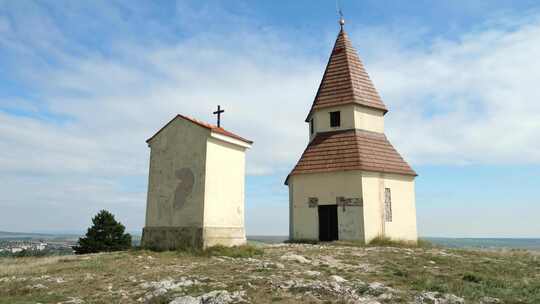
[[306, 27, 387, 121]]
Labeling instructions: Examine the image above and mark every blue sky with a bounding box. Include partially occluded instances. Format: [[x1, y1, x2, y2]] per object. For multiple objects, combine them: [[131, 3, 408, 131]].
[[1, 1, 539, 237]]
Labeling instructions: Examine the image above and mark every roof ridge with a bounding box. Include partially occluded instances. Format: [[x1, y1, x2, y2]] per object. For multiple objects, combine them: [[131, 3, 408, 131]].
[[146, 114, 253, 145]]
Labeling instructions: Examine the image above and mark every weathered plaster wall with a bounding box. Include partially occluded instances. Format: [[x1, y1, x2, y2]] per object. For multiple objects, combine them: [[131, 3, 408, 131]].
[[338, 205, 364, 241], [353, 106, 384, 133], [361, 172, 417, 242], [310, 104, 355, 140], [142, 117, 208, 249], [382, 174, 417, 242], [202, 137, 247, 247], [289, 171, 364, 241]]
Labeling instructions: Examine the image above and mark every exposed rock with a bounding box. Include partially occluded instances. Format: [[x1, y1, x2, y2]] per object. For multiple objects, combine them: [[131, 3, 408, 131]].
[[415, 291, 465, 304], [141, 277, 198, 302], [480, 296, 501, 304], [29, 283, 47, 289], [169, 290, 246, 304], [261, 261, 285, 269], [305, 270, 321, 277], [169, 296, 199, 304], [280, 253, 310, 264], [0, 277, 12, 283], [330, 275, 347, 282], [63, 297, 85, 304], [366, 282, 386, 296]]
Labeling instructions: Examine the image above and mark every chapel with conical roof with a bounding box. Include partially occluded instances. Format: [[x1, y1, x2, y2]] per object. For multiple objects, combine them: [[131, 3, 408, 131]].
[[285, 19, 418, 243]]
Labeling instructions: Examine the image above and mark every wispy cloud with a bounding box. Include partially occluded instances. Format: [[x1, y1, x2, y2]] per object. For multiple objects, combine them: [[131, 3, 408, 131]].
[[349, 13, 540, 165], [0, 2, 539, 232]]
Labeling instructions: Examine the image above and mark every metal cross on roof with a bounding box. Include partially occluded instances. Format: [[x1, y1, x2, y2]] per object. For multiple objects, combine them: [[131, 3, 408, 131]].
[[213, 105, 225, 128]]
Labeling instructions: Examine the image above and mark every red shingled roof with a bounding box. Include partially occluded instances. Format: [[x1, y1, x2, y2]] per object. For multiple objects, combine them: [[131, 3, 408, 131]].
[[146, 114, 253, 145], [306, 28, 387, 122], [285, 129, 416, 185]]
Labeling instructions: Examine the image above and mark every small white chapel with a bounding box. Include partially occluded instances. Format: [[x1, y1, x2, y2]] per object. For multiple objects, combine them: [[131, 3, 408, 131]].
[[142, 109, 252, 250], [286, 18, 418, 243]]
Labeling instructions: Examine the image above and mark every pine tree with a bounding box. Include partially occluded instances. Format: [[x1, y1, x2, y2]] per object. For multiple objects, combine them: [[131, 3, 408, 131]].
[[73, 210, 132, 254]]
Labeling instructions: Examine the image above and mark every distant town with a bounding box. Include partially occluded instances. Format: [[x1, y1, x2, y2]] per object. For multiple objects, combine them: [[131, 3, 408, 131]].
[[0, 231, 145, 257], [0, 239, 74, 256], [0, 231, 78, 257]]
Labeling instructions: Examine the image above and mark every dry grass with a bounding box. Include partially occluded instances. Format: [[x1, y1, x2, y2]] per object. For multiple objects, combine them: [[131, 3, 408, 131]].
[[0, 244, 538, 303], [0, 255, 82, 276]]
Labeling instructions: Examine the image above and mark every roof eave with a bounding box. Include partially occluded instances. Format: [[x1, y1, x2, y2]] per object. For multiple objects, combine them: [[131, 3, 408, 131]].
[[304, 102, 388, 122]]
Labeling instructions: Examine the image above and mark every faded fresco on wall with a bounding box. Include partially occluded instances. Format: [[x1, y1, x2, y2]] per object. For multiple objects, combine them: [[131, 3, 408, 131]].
[[174, 168, 194, 209]]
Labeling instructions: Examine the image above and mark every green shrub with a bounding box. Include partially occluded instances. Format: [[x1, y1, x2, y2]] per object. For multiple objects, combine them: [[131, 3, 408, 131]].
[[73, 210, 132, 254]]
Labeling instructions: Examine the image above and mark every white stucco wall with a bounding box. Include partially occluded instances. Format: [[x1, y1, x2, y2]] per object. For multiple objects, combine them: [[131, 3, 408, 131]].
[[203, 137, 246, 228], [361, 172, 417, 242], [309, 104, 355, 140], [353, 105, 384, 133], [308, 104, 384, 140], [145, 117, 208, 228], [289, 171, 364, 241]]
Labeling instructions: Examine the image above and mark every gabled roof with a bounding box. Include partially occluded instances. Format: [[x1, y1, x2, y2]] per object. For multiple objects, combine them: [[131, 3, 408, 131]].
[[306, 28, 387, 122], [146, 114, 253, 145], [285, 129, 416, 185]]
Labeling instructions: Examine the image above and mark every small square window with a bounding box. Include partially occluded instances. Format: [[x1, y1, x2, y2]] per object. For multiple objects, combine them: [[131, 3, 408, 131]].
[[330, 111, 341, 127], [310, 118, 314, 134]]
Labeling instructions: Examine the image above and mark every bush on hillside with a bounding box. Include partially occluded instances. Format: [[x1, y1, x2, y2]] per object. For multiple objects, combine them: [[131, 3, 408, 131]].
[[73, 210, 131, 254]]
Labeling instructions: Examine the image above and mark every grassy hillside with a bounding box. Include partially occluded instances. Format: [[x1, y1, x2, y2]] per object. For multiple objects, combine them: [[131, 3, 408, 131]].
[[0, 243, 539, 303]]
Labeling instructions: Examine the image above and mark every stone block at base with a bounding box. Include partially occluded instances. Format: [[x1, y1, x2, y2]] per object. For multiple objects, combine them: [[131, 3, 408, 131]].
[[141, 226, 203, 250], [141, 226, 246, 250]]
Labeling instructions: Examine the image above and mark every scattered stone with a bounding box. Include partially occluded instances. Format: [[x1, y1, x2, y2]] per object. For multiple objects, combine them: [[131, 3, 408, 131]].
[[141, 277, 197, 290], [29, 283, 47, 289], [63, 297, 85, 304], [305, 270, 321, 277], [480, 297, 501, 304], [169, 290, 246, 304], [280, 253, 310, 264], [330, 275, 347, 283], [261, 261, 285, 269], [170, 296, 199, 304], [141, 277, 198, 302], [48, 277, 65, 284], [415, 291, 465, 304], [0, 277, 11, 283], [367, 282, 386, 296], [211, 257, 226, 262]]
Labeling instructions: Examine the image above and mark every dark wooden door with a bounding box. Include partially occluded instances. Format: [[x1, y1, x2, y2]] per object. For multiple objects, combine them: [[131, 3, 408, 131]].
[[318, 205, 338, 241]]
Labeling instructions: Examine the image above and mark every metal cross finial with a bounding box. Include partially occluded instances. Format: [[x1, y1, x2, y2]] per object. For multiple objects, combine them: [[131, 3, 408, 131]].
[[213, 105, 225, 128], [336, 0, 345, 29]]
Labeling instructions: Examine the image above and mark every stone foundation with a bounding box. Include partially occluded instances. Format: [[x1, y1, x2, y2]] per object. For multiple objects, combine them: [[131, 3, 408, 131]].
[[141, 226, 246, 250], [141, 226, 203, 250]]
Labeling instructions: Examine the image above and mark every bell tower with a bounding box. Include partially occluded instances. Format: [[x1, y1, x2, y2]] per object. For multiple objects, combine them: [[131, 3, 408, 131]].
[[306, 21, 386, 141]]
